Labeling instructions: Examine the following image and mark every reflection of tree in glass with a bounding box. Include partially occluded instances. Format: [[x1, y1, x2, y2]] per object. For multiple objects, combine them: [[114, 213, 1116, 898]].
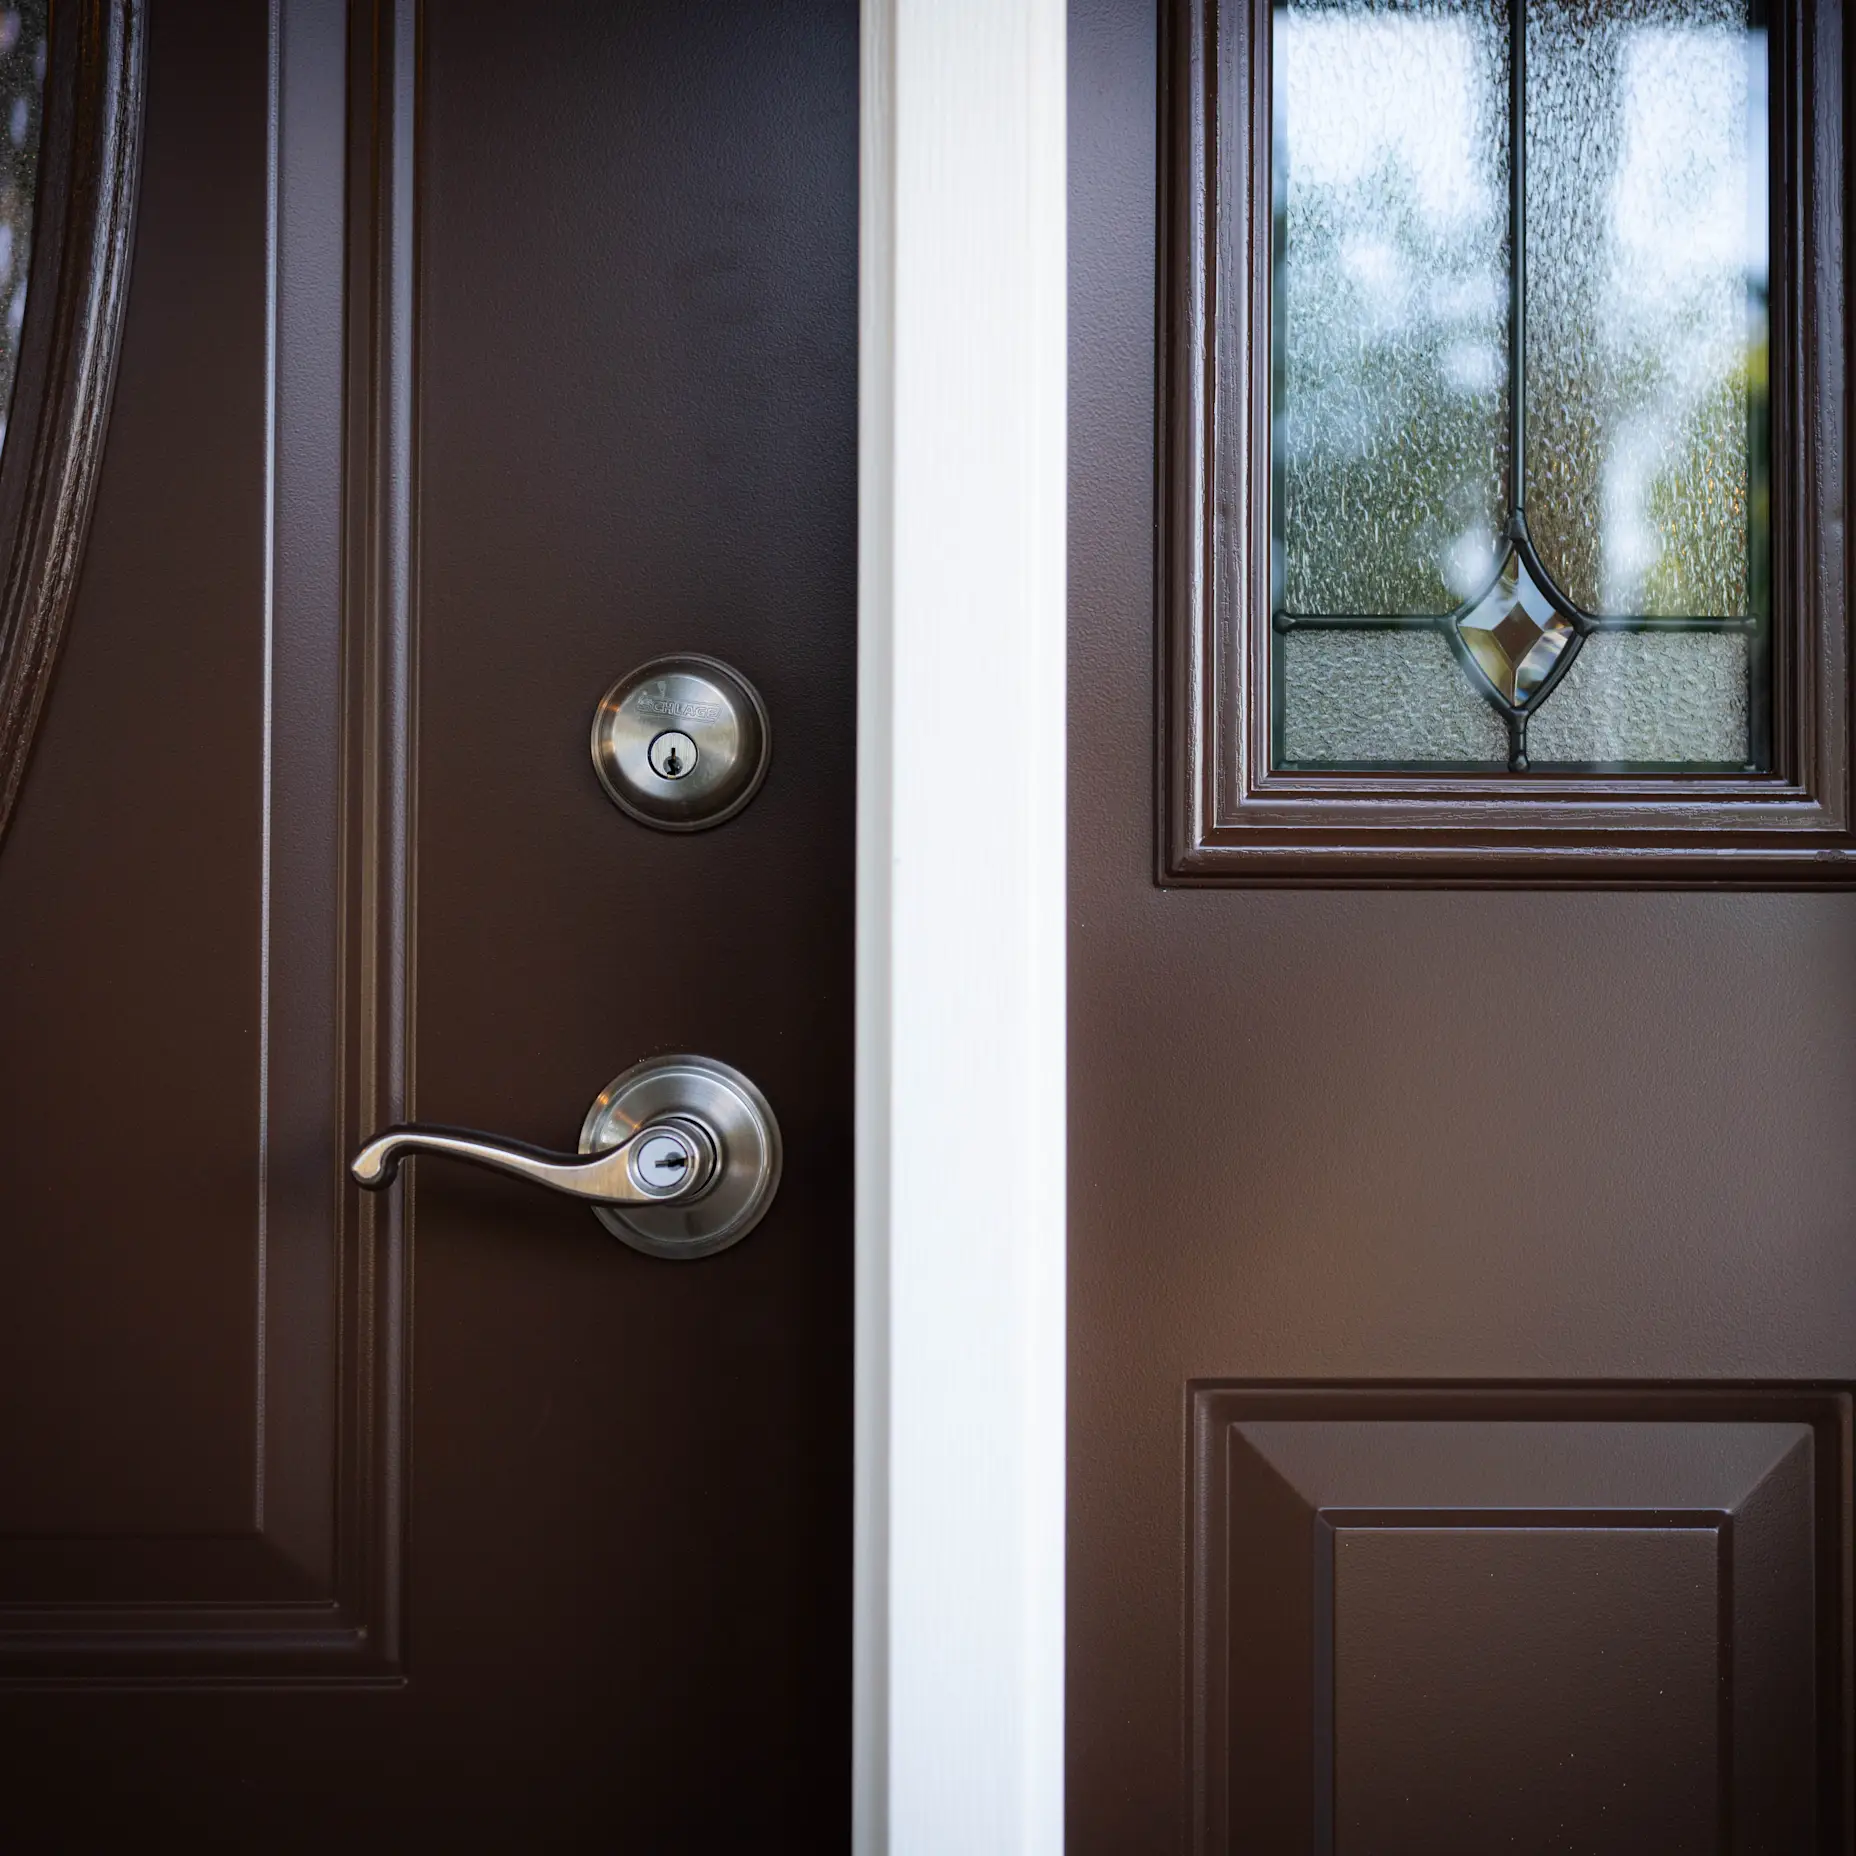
[[1525, 0, 1758, 618], [1273, 0, 1768, 767], [0, 3, 45, 463], [1278, 0, 1762, 626], [1277, 1, 1510, 617], [1639, 330, 1763, 617]]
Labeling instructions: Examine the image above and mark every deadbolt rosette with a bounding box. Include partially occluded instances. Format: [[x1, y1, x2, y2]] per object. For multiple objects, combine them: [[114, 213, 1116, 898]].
[[590, 653, 771, 831], [582, 1053, 782, 1259]]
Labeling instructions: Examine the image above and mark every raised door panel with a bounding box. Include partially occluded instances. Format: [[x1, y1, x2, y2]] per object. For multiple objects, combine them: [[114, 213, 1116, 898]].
[[1190, 1389, 1845, 1852]]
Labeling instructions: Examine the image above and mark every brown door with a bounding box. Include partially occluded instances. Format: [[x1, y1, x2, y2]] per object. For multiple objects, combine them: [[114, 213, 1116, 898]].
[[1071, 0, 1852, 1849], [0, 1, 854, 1844]]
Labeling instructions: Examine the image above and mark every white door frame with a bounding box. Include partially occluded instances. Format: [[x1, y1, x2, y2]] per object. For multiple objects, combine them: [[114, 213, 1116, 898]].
[[856, 2, 1068, 1850]]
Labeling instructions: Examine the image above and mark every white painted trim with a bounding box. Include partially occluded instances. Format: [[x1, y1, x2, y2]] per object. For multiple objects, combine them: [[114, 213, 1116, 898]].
[[856, 1, 1067, 1850]]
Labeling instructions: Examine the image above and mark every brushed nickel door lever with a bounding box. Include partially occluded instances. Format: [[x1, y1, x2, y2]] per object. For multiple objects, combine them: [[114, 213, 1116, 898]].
[[351, 1054, 780, 1260], [352, 1114, 719, 1205]]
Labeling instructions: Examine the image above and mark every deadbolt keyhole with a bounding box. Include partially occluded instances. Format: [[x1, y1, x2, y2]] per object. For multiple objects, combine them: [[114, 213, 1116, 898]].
[[648, 730, 698, 781]]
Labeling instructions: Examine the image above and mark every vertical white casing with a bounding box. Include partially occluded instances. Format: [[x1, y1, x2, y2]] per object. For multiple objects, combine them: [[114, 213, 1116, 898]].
[[857, 1, 1068, 1849]]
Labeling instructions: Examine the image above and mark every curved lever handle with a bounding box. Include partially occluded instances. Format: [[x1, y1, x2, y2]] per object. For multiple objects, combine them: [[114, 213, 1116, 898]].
[[352, 1115, 717, 1207], [350, 1056, 780, 1260]]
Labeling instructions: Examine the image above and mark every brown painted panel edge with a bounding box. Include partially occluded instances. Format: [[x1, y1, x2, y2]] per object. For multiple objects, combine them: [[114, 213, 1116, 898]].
[[1156, 0, 1853, 885]]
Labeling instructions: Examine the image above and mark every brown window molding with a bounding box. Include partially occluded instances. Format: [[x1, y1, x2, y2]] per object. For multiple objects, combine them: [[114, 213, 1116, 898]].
[[1159, 0, 1850, 885], [0, 1, 145, 853]]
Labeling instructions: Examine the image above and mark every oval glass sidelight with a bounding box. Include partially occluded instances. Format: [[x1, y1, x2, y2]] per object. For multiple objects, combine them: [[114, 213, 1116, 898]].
[[0, 2, 48, 460], [0, 1, 146, 853]]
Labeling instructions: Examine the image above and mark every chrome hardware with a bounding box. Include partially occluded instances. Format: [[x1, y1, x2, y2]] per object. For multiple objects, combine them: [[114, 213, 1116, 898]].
[[352, 1054, 781, 1260], [351, 1117, 715, 1205], [590, 654, 771, 831], [629, 1116, 716, 1191]]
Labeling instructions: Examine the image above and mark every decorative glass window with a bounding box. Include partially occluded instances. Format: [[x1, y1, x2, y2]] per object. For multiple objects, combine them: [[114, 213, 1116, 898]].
[[1271, 0, 1768, 773], [1161, 0, 1847, 881]]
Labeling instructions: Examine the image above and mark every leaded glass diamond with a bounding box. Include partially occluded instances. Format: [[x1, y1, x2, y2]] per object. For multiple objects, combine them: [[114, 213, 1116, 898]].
[[1455, 553, 1575, 707]]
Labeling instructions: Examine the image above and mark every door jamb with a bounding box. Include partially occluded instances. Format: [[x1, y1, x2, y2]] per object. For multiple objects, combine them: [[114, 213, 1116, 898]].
[[856, 1, 1068, 1848]]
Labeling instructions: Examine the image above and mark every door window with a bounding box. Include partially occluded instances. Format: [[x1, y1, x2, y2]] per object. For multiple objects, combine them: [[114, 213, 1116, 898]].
[[1272, 0, 1768, 774], [1161, 0, 1847, 882]]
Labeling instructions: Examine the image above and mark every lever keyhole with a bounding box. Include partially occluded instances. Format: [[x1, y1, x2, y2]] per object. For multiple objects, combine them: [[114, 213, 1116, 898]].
[[632, 1126, 707, 1196]]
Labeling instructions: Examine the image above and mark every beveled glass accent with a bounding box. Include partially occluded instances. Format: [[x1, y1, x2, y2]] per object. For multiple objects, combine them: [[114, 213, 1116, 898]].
[[1454, 551, 1573, 706]]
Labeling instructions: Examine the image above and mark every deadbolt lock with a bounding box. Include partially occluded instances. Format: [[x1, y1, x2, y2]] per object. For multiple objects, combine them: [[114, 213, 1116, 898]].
[[590, 654, 770, 831]]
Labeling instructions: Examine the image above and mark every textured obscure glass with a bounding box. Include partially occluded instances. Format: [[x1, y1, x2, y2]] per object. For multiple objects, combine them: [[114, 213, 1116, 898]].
[[1268, 0, 1769, 773], [1279, 630, 1509, 765], [1526, 632, 1749, 763], [1525, 0, 1766, 616], [1275, 0, 1510, 615], [0, 4, 44, 461]]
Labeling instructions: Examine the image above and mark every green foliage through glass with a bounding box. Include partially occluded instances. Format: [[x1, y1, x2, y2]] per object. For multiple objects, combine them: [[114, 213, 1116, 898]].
[[1270, 0, 1770, 773]]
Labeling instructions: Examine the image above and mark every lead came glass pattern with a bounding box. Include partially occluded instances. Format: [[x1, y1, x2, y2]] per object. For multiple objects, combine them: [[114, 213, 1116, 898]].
[[1270, 0, 1769, 772]]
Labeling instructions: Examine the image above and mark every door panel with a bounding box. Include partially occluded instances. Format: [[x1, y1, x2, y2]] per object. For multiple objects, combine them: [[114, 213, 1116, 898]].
[[1192, 1391, 1831, 1852], [1069, 0, 1856, 1845], [0, 0, 297, 1609], [0, 0, 854, 1842]]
